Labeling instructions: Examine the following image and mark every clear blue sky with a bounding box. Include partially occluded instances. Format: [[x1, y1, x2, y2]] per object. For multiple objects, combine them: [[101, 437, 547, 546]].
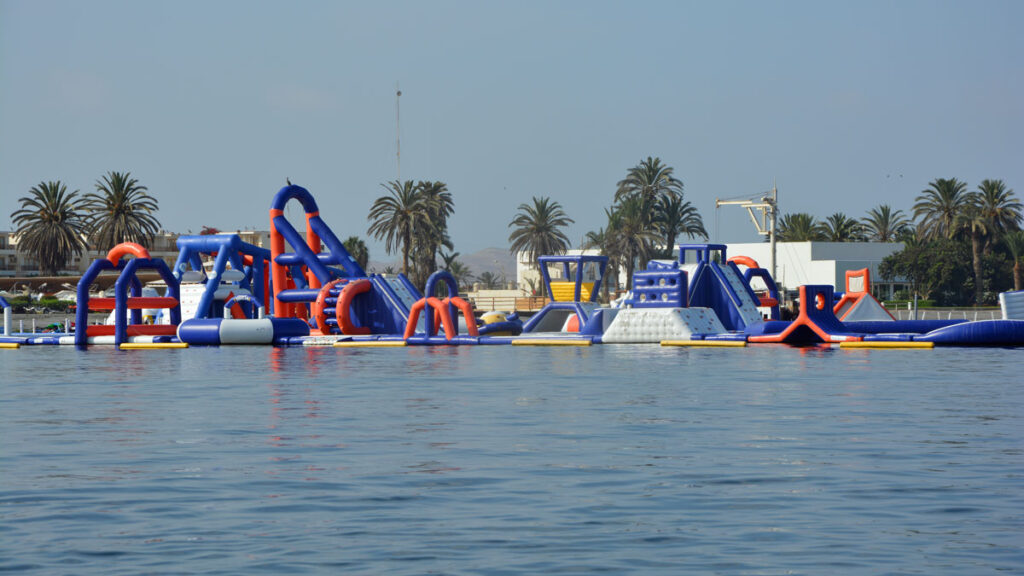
[[2, 0, 1022, 258]]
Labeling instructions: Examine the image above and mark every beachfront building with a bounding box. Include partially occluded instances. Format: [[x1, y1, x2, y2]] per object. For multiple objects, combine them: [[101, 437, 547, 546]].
[[0, 231, 19, 277], [0, 230, 94, 277], [0, 228, 273, 279], [721, 241, 907, 298]]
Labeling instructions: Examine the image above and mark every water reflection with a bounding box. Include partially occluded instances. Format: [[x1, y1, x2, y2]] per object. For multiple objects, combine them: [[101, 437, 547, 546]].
[[2, 345, 1020, 574]]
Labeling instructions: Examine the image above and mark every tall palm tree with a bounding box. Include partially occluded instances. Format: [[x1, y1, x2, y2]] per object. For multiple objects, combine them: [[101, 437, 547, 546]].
[[1004, 230, 1024, 291], [367, 179, 428, 276], [82, 171, 161, 249], [614, 157, 683, 211], [342, 236, 370, 270], [913, 177, 969, 240], [508, 196, 574, 273], [411, 180, 455, 285], [862, 204, 911, 242], [655, 193, 707, 257], [615, 157, 686, 262], [820, 212, 865, 242], [11, 181, 88, 275], [956, 205, 989, 306], [606, 197, 659, 290], [974, 179, 1022, 252], [776, 213, 824, 242]]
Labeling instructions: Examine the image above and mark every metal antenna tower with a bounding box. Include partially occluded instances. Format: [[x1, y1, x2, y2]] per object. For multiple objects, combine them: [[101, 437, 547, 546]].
[[395, 82, 402, 181]]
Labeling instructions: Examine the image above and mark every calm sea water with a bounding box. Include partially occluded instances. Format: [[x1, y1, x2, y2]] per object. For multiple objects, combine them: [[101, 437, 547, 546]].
[[1, 344, 1021, 575]]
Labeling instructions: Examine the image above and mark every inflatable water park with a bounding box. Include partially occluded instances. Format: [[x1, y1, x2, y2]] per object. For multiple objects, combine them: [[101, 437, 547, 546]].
[[2, 184, 1024, 350]]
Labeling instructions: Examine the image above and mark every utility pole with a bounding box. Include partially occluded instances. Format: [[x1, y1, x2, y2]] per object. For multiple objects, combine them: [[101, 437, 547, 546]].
[[395, 82, 402, 181], [715, 183, 778, 280]]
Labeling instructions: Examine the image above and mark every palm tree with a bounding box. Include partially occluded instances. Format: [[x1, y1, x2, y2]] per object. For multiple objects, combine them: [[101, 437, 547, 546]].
[[1004, 230, 1024, 291], [606, 197, 659, 290], [615, 157, 687, 262], [439, 250, 461, 270], [82, 171, 161, 249], [776, 213, 824, 242], [508, 196, 574, 272], [820, 213, 865, 242], [476, 271, 502, 290], [367, 179, 428, 276], [583, 225, 620, 297], [439, 250, 472, 290], [411, 181, 455, 286], [956, 205, 989, 306], [448, 261, 473, 291], [913, 178, 969, 240], [10, 181, 88, 275], [655, 193, 707, 257], [862, 204, 911, 242], [974, 179, 1022, 252], [614, 157, 683, 211], [342, 236, 370, 270]]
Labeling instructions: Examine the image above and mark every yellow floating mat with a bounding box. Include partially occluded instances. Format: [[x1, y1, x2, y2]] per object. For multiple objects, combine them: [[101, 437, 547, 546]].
[[333, 340, 407, 348], [118, 342, 190, 350], [0, 342, 21, 349], [660, 340, 747, 347], [511, 339, 592, 346], [839, 341, 934, 349]]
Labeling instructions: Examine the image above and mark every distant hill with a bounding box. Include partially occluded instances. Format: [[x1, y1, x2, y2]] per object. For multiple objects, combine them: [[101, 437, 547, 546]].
[[460, 247, 516, 282], [366, 247, 516, 282]]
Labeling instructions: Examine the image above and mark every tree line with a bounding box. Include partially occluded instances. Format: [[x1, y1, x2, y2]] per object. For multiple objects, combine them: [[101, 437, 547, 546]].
[[772, 178, 1023, 305], [876, 178, 1024, 306], [13, 165, 1023, 308], [10, 172, 161, 275]]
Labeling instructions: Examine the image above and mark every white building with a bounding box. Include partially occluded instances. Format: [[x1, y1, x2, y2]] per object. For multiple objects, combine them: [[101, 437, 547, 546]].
[[722, 241, 906, 297], [0, 229, 271, 278]]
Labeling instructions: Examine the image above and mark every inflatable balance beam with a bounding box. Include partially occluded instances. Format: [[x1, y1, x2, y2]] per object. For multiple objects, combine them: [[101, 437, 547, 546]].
[[748, 285, 864, 344]]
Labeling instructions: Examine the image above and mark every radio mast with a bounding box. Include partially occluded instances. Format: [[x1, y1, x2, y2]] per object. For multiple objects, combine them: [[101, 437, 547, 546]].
[[395, 82, 402, 181]]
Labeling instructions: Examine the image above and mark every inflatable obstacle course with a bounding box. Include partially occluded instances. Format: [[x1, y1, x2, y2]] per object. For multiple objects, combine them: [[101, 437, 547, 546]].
[[748, 285, 863, 344], [172, 234, 271, 320], [75, 243, 181, 347], [1001, 290, 1024, 320], [681, 245, 764, 331], [833, 268, 895, 322], [522, 255, 607, 336], [8, 177, 1022, 349], [404, 271, 480, 344], [728, 255, 781, 320]]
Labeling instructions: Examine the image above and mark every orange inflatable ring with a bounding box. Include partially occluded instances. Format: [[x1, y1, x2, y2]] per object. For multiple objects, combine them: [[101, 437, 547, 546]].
[[337, 279, 372, 335], [312, 278, 347, 334]]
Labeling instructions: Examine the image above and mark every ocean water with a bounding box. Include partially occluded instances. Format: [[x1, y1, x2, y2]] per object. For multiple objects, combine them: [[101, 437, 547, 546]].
[[1, 344, 1021, 575]]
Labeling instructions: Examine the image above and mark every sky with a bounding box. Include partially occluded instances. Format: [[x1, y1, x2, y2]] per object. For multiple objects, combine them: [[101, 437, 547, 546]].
[[2, 0, 1022, 260]]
